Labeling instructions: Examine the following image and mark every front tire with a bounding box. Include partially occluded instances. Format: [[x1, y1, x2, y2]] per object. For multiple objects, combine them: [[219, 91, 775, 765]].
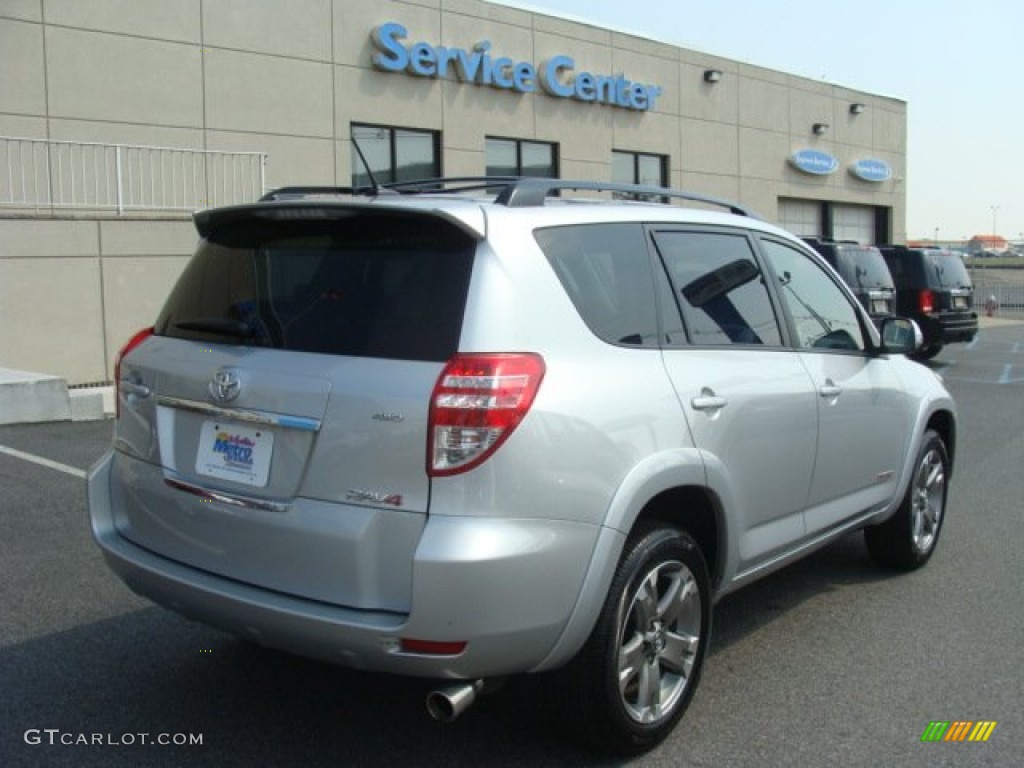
[[865, 429, 949, 570], [564, 524, 711, 755]]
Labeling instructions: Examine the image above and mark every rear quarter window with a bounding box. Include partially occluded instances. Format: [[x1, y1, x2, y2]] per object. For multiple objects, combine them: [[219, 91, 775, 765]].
[[155, 212, 475, 362], [534, 223, 660, 347]]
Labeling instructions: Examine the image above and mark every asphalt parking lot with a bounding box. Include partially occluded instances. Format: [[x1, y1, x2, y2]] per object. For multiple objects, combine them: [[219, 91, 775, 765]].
[[2, 321, 1023, 767]]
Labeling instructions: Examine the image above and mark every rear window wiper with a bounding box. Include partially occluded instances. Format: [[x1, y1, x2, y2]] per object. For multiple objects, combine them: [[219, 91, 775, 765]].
[[174, 318, 259, 340]]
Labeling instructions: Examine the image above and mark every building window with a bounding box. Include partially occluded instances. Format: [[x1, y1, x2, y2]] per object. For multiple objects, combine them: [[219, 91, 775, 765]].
[[612, 150, 667, 188], [350, 124, 440, 187], [612, 150, 668, 201], [485, 138, 558, 178]]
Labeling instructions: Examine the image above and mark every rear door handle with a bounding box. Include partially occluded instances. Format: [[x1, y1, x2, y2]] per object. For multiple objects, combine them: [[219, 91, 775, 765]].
[[691, 388, 728, 412], [818, 379, 842, 399]]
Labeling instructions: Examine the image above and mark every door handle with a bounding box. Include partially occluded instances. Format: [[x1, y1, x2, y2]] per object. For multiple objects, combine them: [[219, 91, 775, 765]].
[[818, 379, 842, 399], [691, 388, 728, 412]]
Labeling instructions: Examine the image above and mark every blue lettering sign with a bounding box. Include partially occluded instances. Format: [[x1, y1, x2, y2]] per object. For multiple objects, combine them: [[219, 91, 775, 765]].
[[370, 23, 661, 111], [850, 158, 891, 182], [789, 149, 839, 175]]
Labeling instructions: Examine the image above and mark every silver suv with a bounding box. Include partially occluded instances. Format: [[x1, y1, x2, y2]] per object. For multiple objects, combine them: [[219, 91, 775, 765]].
[[88, 179, 956, 754]]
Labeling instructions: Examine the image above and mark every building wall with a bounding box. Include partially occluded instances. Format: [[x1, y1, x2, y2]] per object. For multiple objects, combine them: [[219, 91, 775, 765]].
[[0, 0, 907, 384], [0, 218, 195, 384]]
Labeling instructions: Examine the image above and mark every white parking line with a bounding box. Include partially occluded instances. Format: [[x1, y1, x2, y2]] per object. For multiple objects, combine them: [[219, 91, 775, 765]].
[[0, 444, 86, 479]]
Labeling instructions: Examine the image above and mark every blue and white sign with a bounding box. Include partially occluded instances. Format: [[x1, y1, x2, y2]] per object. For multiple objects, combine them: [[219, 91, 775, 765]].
[[370, 22, 662, 112], [849, 158, 892, 182], [789, 150, 839, 176]]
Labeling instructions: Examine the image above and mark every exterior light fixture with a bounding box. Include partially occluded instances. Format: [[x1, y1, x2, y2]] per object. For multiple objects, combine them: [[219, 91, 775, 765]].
[[703, 69, 722, 83], [812, 122, 829, 136], [850, 103, 865, 115]]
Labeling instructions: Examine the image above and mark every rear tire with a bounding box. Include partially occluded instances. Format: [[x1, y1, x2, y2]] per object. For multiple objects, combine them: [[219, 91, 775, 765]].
[[912, 343, 943, 361], [865, 429, 948, 570], [563, 523, 711, 755]]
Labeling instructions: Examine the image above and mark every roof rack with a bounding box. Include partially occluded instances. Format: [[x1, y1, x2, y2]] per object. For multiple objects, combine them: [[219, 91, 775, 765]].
[[493, 179, 753, 216], [257, 177, 753, 217]]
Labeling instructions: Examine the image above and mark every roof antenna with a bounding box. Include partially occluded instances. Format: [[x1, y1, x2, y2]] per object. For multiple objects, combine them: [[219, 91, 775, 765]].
[[351, 133, 394, 196]]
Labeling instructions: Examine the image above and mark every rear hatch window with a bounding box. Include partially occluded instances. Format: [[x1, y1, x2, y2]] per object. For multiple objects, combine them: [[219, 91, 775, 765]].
[[926, 251, 972, 289], [835, 247, 894, 291], [155, 211, 475, 362]]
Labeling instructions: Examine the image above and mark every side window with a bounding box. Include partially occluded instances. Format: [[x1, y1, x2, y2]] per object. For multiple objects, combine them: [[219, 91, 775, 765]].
[[760, 239, 865, 352], [653, 231, 782, 347], [534, 223, 659, 347]]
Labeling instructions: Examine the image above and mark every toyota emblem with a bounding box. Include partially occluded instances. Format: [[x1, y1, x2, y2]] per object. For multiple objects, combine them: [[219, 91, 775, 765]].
[[209, 370, 241, 404]]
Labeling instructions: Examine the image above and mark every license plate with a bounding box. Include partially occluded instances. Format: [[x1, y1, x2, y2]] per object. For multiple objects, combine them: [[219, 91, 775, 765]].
[[872, 300, 888, 314], [953, 296, 967, 309], [195, 421, 273, 487]]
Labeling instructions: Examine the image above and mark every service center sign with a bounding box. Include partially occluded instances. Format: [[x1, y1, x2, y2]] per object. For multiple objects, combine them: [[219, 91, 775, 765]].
[[849, 158, 892, 182], [789, 149, 839, 176], [371, 22, 662, 112]]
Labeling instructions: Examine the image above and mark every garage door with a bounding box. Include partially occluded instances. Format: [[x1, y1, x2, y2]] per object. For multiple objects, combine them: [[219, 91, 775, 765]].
[[778, 199, 821, 237], [832, 204, 875, 243]]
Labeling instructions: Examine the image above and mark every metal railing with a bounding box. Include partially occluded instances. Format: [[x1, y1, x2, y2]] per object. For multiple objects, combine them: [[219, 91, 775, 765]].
[[970, 266, 1024, 313], [1, 136, 266, 215]]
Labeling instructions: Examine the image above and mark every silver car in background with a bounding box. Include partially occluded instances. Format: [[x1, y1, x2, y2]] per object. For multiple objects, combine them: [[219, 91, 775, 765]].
[[88, 178, 956, 754]]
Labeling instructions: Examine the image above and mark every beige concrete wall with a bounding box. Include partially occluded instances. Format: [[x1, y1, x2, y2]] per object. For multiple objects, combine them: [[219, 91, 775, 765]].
[[0, 0, 907, 382], [0, 218, 194, 385]]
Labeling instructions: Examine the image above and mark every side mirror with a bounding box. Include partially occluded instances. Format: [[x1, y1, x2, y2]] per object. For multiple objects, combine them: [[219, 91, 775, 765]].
[[879, 317, 923, 354]]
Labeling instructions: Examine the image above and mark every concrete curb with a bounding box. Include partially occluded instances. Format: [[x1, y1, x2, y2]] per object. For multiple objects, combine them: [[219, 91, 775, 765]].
[[0, 368, 113, 425]]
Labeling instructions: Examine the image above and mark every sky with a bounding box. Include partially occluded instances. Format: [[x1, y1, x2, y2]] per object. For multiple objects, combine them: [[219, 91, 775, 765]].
[[500, 0, 1023, 243]]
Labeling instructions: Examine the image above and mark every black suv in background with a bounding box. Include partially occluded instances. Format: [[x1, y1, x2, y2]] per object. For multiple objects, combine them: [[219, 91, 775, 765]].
[[802, 238, 897, 327], [877, 245, 978, 360]]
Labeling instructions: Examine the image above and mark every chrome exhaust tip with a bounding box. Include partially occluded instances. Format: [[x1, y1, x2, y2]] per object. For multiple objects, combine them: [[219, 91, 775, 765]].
[[425, 680, 485, 723]]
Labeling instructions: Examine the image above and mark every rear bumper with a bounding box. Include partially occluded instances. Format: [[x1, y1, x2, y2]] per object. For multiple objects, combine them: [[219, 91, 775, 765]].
[[919, 312, 978, 345], [87, 451, 601, 679]]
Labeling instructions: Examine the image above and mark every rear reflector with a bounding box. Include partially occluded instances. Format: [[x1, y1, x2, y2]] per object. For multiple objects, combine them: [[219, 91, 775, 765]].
[[428, 353, 545, 477], [400, 638, 468, 656]]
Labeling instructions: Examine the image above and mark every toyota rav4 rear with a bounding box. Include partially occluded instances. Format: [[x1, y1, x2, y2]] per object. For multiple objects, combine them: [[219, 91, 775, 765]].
[[89, 179, 957, 755]]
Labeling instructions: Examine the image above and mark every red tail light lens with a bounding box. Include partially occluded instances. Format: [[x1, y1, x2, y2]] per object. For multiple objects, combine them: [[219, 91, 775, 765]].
[[428, 353, 545, 477], [918, 289, 935, 314], [114, 327, 153, 418], [399, 638, 467, 656]]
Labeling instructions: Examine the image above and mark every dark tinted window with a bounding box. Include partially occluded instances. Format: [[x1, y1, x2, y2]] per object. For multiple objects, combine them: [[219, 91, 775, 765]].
[[761, 240, 865, 352], [834, 247, 894, 290], [155, 213, 474, 362], [653, 231, 782, 347], [926, 251, 972, 287], [535, 223, 659, 346]]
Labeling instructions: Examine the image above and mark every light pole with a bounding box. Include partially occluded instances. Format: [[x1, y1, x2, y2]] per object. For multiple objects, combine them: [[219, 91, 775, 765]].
[[990, 205, 1000, 240], [934, 227, 939, 245]]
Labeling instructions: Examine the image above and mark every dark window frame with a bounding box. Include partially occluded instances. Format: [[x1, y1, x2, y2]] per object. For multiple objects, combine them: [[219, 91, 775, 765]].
[[651, 226, 786, 349], [350, 123, 441, 186], [485, 136, 559, 178], [612, 150, 669, 202], [611, 150, 668, 186]]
